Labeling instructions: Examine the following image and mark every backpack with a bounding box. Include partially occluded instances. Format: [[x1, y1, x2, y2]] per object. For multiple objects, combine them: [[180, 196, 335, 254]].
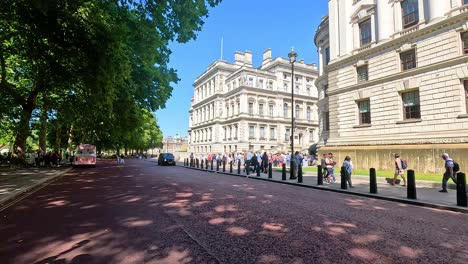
[[453, 161, 460, 172], [400, 159, 408, 170]]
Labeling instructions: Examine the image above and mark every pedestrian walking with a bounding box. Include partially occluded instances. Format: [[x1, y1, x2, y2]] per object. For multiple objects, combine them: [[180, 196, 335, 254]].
[[294, 151, 303, 176], [245, 151, 253, 172], [321, 153, 328, 180], [256, 152, 262, 172], [262, 152, 269, 174], [392, 154, 407, 186], [325, 153, 336, 183], [251, 153, 258, 173], [342, 156, 353, 188], [439, 153, 459, 193]]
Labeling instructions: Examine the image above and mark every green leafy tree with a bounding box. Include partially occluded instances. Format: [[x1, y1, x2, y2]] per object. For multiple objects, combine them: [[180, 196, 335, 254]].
[[1, 0, 221, 160]]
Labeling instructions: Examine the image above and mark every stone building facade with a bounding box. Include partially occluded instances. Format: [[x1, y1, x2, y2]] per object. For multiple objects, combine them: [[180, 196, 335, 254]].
[[188, 49, 319, 155], [315, 0, 468, 173]]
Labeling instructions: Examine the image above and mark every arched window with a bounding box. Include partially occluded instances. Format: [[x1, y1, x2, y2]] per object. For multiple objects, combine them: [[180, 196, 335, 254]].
[[295, 105, 300, 119], [283, 103, 288, 117], [307, 107, 311, 121]]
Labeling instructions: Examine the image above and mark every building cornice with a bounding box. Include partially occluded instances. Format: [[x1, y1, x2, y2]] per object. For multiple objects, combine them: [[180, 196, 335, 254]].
[[193, 61, 239, 87], [326, 11, 468, 71], [261, 57, 318, 73], [225, 66, 277, 82], [328, 55, 468, 96], [189, 115, 319, 130], [314, 15, 329, 46], [191, 86, 319, 109]]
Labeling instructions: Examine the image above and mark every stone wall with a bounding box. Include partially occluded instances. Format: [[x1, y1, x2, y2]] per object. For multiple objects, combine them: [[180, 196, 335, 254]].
[[319, 143, 468, 174]]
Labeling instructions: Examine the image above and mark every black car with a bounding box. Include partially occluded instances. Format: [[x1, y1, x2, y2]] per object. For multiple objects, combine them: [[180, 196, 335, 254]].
[[158, 153, 175, 166]]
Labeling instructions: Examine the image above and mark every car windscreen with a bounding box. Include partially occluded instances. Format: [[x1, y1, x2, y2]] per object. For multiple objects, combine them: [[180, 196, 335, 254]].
[[164, 154, 174, 159]]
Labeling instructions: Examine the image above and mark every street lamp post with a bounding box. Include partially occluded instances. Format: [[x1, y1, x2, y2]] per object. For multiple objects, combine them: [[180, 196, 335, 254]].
[[288, 48, 297, 180]]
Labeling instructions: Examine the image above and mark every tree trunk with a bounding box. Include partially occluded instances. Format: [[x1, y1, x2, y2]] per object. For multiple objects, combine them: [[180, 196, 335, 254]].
[[55, 126, 62, 152], [67, 125, 74, 153], [13, 92, 38, 161], [39, 104, 48, 152]]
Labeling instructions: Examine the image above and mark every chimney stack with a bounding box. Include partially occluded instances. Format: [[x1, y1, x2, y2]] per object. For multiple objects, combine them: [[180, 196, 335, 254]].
[[262, 48, 272, 64], [244, 50, 252, 66], [234, 51, 245, 66]]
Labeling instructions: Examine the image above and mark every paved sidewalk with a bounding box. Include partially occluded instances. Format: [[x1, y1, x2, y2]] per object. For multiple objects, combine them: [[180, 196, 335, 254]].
[[0, 166, 72, 208], [175, 161, 467, 212]]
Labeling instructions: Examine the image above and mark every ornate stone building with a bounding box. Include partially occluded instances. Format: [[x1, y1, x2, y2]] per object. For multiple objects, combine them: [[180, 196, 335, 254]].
[[315, 0, 468, 173], [188, 49, 319, 155]]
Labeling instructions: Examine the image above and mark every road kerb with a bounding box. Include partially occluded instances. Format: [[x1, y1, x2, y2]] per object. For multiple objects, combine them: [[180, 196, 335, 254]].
[[0, 167, 73, 212], [177, 165, 468, 214]]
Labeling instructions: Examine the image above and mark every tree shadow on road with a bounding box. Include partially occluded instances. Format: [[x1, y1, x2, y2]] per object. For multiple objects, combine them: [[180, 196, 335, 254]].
[[1, 160, 467, 264]]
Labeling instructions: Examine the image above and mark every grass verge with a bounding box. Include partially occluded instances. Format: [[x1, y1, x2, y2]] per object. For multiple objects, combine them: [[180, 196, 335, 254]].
[[273, 166, 441, 182]]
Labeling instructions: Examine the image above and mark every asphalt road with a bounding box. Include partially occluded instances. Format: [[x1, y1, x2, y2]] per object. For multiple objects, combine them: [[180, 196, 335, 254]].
[[1, 159, 467, 264]]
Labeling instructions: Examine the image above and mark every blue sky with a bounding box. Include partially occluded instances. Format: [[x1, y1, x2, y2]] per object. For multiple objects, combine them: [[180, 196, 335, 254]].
[[156, 0, 329, 137]]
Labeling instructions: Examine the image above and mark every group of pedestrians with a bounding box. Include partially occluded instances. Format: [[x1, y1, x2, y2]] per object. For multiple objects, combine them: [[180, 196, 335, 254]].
[[190, 150, 462, 194], [33, 150, 62, 167], [391, 152, 460, 193], [190, 151, 311, 175], [0, 152, 12, 165], [320, 153, 353, 187], [320, 152, 461, 193]]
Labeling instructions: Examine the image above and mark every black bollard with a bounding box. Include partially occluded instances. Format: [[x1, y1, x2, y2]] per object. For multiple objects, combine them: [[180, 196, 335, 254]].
[[196, 158, 199, 168], [238, 160, 241, 174], [246, 162, 250, 176], [268, 163, 272, 179], [230, 161, 233, 173], [317, 165, 323, 185], [206, 159, 209, 170], [370, 168, 377, 194], [201, 159, 204, 169], [289, 160, 296, 180], [183, 159, 186, 166], [457, 172, 467, 207], [222, 161, 225, 172], [407, 169, 417, 199], [340, 166, 347, 189], [282, 164, 286, 181], [256, 165, 260, 177], [216, 161, 220, 172], [298, 164, 303, 183]]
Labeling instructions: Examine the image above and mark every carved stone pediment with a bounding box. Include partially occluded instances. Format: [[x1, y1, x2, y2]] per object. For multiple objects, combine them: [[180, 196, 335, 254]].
[[350, 4, 376, 23], [396, 43, 417, 53]]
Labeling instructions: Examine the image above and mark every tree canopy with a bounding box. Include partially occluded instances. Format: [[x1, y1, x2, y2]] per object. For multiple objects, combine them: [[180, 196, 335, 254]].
[[0, 0, 221, 159]]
